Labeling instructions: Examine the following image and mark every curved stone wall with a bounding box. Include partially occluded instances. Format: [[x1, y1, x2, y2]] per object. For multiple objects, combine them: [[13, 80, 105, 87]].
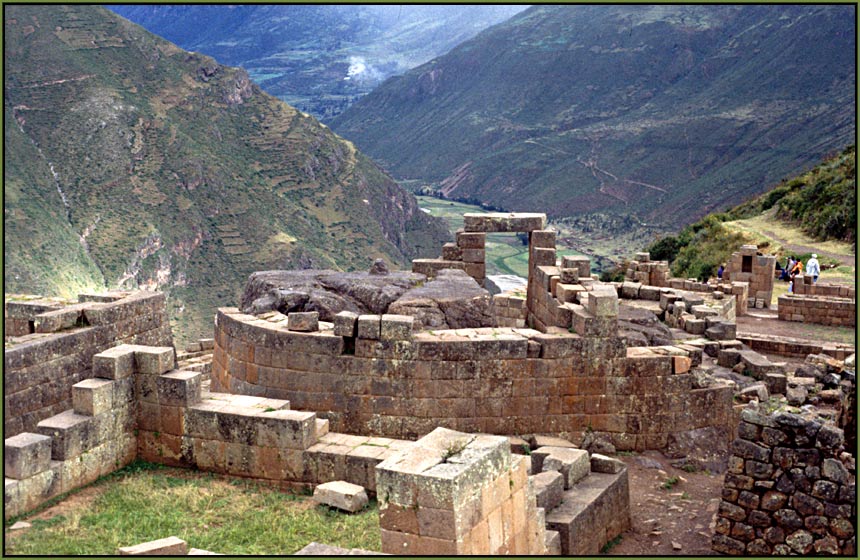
[[211, 308, 733, 450]]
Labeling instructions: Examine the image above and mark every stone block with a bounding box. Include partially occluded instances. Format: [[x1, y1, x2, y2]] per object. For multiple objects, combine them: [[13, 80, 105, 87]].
[[4, 432, 52, 479], [357, 315, 381, 340], [590, 454, 625, 474], [333, 311, 358, 338], [118, 536, 188, 555], [561, 255, 590, 277], [639, 285, 662, 301], [456, 231, 486, 248], [534, 447, 589, 489], [442, 243, 463, 261], [72, 378, 114, 416], [531, 471, 564, 511], [620, 282, 641, 299], [463, 213, 546, 233], [157, 371, 202, 407], [288, 312, 319, 332], [380, 315, 414, 341], [559, 268, 579, 284], [253, 409, 317, 450], [586, 286, 618, 317], [461, 248, 485, 263], [765, 373, 787, 395], [36, 410, 95, 460], [313, 480, 370, 512], [134, 346, 175, 375], [93, 345, 138, 380]]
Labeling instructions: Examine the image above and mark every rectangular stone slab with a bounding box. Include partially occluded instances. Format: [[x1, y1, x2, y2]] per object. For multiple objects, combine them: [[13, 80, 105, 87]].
[[463, 213, 546, 233], [118, 536, 188, 555]]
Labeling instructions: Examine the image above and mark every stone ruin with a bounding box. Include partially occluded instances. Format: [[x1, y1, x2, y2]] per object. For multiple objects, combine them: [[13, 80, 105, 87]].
[[4, 211, 854, 556]]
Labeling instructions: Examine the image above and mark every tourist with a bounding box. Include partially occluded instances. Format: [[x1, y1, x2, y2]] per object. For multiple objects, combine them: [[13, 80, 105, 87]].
[[717, 264, 724, 279], [806, 253, 820, 283], [790, 257, 804, 283]]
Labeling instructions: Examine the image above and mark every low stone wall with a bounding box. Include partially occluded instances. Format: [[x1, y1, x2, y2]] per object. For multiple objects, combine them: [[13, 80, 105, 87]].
[[793, 279, 855, 299], [737, 334, 854, 360], [211, 308, 734, 451], [3, 292, 173, 437], [712, 403, 855, 556], [777, 294, 855, 327]]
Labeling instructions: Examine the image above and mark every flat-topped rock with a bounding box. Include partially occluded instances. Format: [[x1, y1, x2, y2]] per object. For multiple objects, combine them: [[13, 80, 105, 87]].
[[118, 536, 188, 555], [463, 212, 546, 233], [239, 270, 425, 320], [389, 269, 492, 329]]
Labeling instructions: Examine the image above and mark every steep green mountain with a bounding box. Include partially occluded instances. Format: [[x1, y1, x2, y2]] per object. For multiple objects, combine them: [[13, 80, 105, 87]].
[[4, 5, 448, 343], [332, 5, 856, 229], [107, 4, 528, 121], [647, 146, 856, 280]]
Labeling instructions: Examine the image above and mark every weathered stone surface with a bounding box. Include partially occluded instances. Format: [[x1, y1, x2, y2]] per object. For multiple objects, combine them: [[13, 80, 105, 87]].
[[617, 304, 673, 346], [157, 371, 202, 407], [36, 410, 95, 460], [369, 259, 390, 276], [134, 346, 175, 375], [380, 315, 414, 341], [590, 454, 625, 474], [388, 269, 493, 329], [313, 480, 370, 512], [531, 471, 564, 511], [463, 212, 546, 233], [118, 536, 188, 555], [72, 378, 114, 416], [333, 311, 358, 337], [357, 315, 381, 340], [92, 345, 138, 380], [239, 270, 425, 319], [4, 432, 52, 479], [288, 312, 319, 332], [535, 447, 589, 489]]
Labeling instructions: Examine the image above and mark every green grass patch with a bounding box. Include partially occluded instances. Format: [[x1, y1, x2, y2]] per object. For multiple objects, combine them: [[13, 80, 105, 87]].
[[4, 465, 380, 555]]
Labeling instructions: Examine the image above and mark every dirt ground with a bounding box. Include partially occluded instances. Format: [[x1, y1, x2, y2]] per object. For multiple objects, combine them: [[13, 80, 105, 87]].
[[608, 451, 722, 555]]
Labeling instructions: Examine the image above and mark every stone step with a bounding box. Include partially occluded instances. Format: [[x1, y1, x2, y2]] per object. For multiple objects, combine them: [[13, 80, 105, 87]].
[[544, 470, 630, 555]]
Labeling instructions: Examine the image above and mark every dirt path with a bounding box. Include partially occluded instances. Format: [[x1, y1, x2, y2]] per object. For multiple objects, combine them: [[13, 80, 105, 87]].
[[760, 228, 855, 267]]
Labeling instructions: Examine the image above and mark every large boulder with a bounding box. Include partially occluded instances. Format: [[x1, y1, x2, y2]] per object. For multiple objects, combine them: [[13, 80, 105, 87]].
[[239, 270, 425, 320], [388, 269, 493, 329], [617, 303, 674, 346]]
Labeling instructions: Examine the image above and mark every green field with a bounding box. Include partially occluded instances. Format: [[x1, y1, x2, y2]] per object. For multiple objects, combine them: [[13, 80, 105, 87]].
[[416, 196, 584, 277], [5, 462, 379, 556]]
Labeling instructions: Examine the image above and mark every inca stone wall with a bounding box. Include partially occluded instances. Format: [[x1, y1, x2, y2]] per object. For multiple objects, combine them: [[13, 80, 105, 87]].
[[4, 292, 173, 437], [777, 294, 856, 327], [210, 307, 733, 450], [712, 403, 856, 556]]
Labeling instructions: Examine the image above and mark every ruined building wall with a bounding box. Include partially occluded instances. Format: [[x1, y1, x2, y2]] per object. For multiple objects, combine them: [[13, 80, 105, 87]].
[[210, 308, 733, 450], [713, 404, 855, 556], [723, 245, 776, 308], [3, 292, 173, 437]]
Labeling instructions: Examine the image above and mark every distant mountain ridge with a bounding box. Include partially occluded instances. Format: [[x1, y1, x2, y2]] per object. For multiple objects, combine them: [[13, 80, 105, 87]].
[[331, 4, 856, 228], [4, 5, 448, 343], [107, 4, 528, 120]]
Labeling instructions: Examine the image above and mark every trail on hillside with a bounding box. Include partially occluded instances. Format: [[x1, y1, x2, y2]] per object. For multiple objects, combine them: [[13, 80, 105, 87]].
[[759, 229, 855, 267]]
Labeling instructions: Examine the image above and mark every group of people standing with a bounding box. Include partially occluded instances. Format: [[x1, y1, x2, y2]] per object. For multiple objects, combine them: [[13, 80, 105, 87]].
[[778, 254, 820, 291]]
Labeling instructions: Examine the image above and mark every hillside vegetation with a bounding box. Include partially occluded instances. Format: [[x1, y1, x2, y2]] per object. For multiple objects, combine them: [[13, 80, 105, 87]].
[[647, 147, 856, 281], [3, 5, 448, 344], [108, 5, 526, 121], [332, 5, 855, 228]]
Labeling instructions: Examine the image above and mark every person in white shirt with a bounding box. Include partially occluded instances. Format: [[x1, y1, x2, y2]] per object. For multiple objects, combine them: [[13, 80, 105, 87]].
[[805, 254, 820, 283]]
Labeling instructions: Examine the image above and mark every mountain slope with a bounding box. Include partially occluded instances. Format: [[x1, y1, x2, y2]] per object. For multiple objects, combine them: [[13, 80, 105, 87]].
[[4, 5, 448, 343], [107, 4, 528, 120], [332, 5, 856, 227]]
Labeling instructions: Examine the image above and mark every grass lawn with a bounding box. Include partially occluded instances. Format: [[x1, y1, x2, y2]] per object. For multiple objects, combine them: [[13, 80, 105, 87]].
[[4, 462, 380, 556]]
